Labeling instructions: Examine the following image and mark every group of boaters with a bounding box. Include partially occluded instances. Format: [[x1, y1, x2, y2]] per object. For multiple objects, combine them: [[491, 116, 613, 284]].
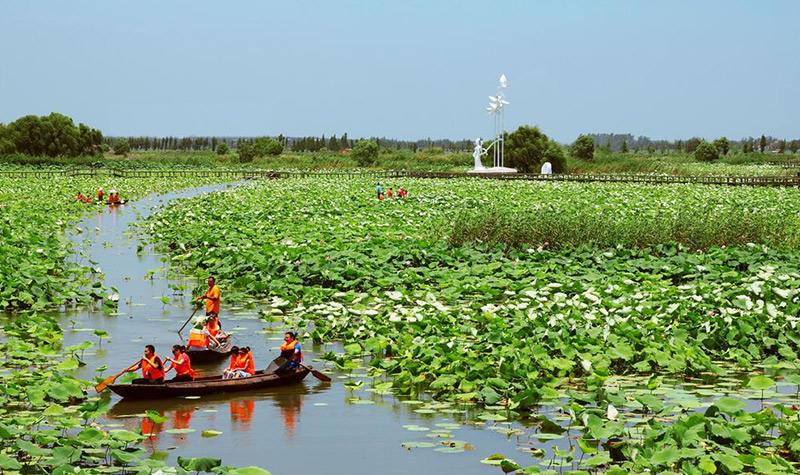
[[376, 182, 408, 201], [75, 188, 124, 204], [123, 275, 303, 384]]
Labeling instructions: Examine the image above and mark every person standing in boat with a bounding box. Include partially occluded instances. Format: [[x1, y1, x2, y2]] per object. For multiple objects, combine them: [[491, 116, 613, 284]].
[[165, 345, 195, 382], [196, 275, 221, 319], [129, 345, 165, 384]]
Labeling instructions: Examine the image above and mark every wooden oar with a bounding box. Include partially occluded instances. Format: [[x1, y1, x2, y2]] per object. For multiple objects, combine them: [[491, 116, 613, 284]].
[[177, 306, 200, 334], [299, 363, 332, 382], [95, 361, 139, 393]]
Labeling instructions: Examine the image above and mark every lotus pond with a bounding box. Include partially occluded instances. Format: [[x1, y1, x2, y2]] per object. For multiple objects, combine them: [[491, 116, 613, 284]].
[[4, 176, 800, 474], [135, 177, 800, 473]]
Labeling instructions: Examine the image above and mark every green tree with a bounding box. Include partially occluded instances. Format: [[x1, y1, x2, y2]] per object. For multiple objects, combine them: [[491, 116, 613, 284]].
[[0, 123, 15, 154], [694, 141, 719, 162], [759, 134, 767, 153], [778, 140, 786, 154], [113, 139, 130, 156], [351, 139, 379, 166], [789, 140, 800, 154], [237, 142, 256, 162], [253, 137, 283, 156], [504, 125, 565, 173], [328, 135, 339, 151], [684, 137, 702, 153], [712, 137, 730, 156], [216, 143, 229, 155], [621, 140, 628, 153], [570, 135, 594, 161]]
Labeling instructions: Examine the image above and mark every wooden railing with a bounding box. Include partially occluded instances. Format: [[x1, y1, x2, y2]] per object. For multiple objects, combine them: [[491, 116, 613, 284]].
[[1, 167, 800, 187]]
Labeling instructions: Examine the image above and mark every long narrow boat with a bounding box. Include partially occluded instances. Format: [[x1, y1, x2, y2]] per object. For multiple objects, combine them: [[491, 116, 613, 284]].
[[108, 367, 309, 399], [186, 338, 234, 363]]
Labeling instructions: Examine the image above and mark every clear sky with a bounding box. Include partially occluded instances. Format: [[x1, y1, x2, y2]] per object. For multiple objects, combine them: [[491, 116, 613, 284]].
[[1, 1, 797, 142]]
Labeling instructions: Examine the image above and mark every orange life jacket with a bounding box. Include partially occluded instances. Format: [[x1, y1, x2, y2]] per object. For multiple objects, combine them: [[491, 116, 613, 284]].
[[141, 355, 165, 381], [206, 317, 221, 337], [227, 353, 243, 371], [279, 339, 303, 362], [173, 352, 195, 378], [188, 329, 209, 348], [242, 352, 255, 375]]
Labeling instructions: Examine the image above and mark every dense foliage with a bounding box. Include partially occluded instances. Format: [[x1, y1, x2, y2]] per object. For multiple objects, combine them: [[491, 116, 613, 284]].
[[351, 139, 379, 166], [713, 137, 730, 156], [570, 134, 595, 161], [504, 126, 565, 173], [0, 113, 103, 157], [695, 141, 720, 162]]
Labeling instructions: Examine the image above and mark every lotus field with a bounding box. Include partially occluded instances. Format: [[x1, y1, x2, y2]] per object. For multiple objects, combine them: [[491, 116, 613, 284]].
[[139, 177, 800, 473]]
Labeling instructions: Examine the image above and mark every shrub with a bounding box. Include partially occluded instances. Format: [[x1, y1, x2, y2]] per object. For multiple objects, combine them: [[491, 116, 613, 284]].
[[504, 125, 565, 173], [352, 140, 379, 166], [254, 137, 283, 156], [216, 143, 229, 155], [237, 142, 256, 162], [570, 135, 594, 161], [713, 137, 730, 156], [695, 141, 720, 162], [113, 139, 130, 156], [683, 137, 702, 153]]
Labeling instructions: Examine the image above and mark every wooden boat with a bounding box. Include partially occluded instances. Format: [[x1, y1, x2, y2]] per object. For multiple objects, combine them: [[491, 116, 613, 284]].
[[186, 338, 233, 363], [105, 199, 128, 205], [108, 366, 310, 399]]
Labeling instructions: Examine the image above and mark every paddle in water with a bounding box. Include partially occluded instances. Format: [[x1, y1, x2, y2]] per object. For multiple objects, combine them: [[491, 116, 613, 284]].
[[300, 363, 332, 382], [95, 361, 139, 393]]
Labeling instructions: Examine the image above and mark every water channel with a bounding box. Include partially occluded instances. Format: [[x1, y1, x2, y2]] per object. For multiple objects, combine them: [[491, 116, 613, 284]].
[[60, 184, 537, 475]]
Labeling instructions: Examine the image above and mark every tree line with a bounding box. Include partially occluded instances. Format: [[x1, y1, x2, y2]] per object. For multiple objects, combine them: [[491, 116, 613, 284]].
[[107, 134, 473, 153], [588, 133, 800, 155], [0, 113, 103, 157]]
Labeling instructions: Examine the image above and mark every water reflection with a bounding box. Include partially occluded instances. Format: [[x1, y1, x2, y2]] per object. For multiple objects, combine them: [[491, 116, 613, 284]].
[[106, 380, 325, 449], [229, 399, 255, 430]]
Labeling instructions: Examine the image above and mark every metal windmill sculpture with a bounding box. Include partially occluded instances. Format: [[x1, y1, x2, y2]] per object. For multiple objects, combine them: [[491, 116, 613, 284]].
[[485, 74, 509, 168]]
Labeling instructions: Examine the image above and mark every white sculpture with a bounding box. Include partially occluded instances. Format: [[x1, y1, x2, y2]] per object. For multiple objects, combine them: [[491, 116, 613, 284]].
[[541, 161, 553, 175], [468, 74, 517, 174], [472, 137, 485, 169]]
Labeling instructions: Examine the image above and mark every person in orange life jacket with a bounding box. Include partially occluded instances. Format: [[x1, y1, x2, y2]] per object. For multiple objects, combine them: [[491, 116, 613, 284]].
[[223, 347, 251, 379], [165, 345, 195, 382], [196, 275, 221, 318], [76, 191, 85, 202], [186, 314, 222, 349], [278, 332, 303, 372], [129, 345, 165, 384], [97, 188, 104, 202], [240, 346, 255, 376], [205, 314, 227, 344], [387, 187, 393, 198]]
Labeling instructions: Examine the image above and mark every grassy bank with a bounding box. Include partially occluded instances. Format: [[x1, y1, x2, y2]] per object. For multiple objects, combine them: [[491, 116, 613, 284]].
[[0, 149, 473, 172], [567, 150, 799, 176]]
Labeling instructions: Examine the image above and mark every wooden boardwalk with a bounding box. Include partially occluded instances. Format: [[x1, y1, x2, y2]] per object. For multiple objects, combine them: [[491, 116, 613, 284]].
[[1, 167, 800, 187]]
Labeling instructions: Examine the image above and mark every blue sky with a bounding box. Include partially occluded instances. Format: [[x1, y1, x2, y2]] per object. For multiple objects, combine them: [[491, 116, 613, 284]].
[[1, 1, 797, 142]]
